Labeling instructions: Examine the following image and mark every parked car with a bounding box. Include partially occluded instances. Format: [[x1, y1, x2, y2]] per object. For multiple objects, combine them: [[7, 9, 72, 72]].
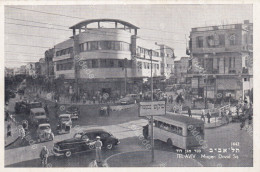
[[15, 101, 27, 113], [37, 123, 54, 142], [6, 89, 16, 98], [52, 128, 120, 157], [56, 114, 72, 134], [29, 108, 48, 127], [66, 105, 80, 120], [119, 94, 140, 105], [15, 101, 42, 114]]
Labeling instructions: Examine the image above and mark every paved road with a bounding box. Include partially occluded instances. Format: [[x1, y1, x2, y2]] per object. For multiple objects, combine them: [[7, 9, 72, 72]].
[[5, 93, 253, 167]]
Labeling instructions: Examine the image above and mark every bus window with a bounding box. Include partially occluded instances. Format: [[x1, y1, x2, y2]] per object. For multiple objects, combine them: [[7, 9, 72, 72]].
[[154, 120, 158, 127], [163, 123, 170, 131], [158, 121, 164, 129], [170, 125, 178, 133], [177, 127, 183, 136]]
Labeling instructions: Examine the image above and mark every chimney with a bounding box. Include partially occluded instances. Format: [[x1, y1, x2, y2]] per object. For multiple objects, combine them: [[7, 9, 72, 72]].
[[244, 20, 250, 24]]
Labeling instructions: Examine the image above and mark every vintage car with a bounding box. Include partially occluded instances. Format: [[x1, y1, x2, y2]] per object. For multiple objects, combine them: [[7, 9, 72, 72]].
[[15, 101, 27, 113], [56, 114, 72, 134], [37, 123, 54, 142], [52, 128, 120, 157], [29, 108, 48, 127], [119, 94, 140, 105], [66, 105, 80, 120], [15, 101, 42, 114]]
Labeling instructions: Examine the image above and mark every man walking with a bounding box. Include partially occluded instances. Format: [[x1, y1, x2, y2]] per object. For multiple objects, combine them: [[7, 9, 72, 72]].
[[95, 136, 103, 165], [40, 146, 49, 167]]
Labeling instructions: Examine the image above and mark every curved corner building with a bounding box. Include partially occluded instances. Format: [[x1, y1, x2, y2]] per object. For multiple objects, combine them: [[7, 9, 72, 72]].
[[53, 19, 174, 96]]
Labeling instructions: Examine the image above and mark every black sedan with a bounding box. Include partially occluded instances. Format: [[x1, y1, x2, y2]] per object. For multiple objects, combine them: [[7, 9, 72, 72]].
[[52, 129, 120, 157]]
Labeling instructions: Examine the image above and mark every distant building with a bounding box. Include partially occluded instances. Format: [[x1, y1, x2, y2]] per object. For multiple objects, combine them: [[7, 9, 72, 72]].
[[174, 57, 190, 84], [45, 48, 55, 78], [38, 58, 46, 76], [25, 62, 37, 76], [5, 67, 14, 77], [187, 20, 253, 100], [14, 65, 26, 75], [50, 19, 175, 97]]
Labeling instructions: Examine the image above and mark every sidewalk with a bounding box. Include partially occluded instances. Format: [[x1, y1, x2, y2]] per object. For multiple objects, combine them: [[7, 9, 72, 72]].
[[5, 117, 20, 148], [104, 150, 203, 167], [33, 90, 117, 106]]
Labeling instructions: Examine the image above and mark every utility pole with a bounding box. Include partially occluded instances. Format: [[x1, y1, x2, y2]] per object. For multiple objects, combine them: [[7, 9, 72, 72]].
[[124, 58, 127, 96], [149, 49, 154, 162], [205, 75, 208, 109]]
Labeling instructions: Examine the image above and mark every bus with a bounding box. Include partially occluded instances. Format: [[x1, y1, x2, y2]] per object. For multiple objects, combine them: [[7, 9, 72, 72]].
[[143, 113, 205, 149]]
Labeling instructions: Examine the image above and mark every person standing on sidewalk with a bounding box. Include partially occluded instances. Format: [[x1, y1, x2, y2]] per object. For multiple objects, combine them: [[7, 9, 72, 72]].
[[188, 106, 192, 117], [201, 109, 205, 123], [7, 121, 12, 137], [44, 103, 49, 116], [207, 111, 211, 123], [40, 146, 49, 167], [95, 136, 103, 165], [107, 104, 111, 116]]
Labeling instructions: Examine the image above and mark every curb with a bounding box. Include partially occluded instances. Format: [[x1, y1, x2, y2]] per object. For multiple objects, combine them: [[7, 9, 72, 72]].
[[104, 150, 203, 167], [5, 136, 20, 148]]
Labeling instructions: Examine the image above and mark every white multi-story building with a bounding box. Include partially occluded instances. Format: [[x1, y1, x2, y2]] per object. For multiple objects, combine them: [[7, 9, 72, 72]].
[[52, 19, 175, 96]]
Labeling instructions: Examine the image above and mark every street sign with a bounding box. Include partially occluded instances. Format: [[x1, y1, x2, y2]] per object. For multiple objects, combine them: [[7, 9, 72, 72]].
[[139, 101, 166, 117]]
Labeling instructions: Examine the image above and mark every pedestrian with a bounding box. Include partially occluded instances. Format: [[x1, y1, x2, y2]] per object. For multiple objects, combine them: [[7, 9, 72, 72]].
[[201, 110, 205, 123], [206, 111, 211, 123], [22, 120, 29, 133], [107, 104, 111, 116], [188, 106, 192, 117], [240, 114, 246, 130], [7, 121, 12, 137], [40, 146, 49, 167], [93, 96, 96, 104], [5, 110, 10, 121], [248, 114, 253, 125], [95, 136, 103, 164], [44, 103, 49, 115], [19, 127, 25, 139]]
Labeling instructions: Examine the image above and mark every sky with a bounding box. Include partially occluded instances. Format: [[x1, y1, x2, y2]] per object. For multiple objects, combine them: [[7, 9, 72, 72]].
[[4, 4, 252, 68]]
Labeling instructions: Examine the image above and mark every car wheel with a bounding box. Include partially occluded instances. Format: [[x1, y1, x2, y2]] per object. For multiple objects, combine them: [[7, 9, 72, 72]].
[[106, 143, 113, 150], [65, 151, 72, 157], [167, 138, 173, 147]]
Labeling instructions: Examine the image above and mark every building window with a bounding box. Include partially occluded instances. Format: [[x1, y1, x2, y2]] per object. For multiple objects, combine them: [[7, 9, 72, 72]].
[[79, 44, 84, 52], [92, 59, 98, 68], [196, 36, 203, 48], [229, 34, 236, 45], [89, 42, 99, 50], [219, 34, 225, 46], [229, 57, 232, 68], [114, 42, 121, 50], [157, 64, 159, 69], [118, 60, 124, 68], [233, 57, 235, 68], [217, 58, 220, 71], [108, 59, 114, 67], [56, 47, 73, 56], [100, 59, 107, 68]]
